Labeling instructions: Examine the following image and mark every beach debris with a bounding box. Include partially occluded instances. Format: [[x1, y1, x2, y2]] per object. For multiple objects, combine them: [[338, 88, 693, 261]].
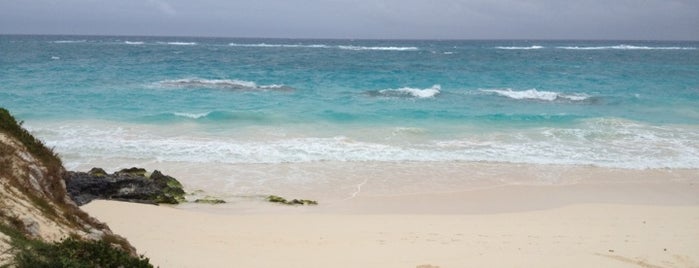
[[266, 195, 318, 206], [65, 167, 186, 205]]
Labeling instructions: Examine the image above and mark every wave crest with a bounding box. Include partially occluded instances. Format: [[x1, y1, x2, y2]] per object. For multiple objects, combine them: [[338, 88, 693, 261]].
[[495, 46, 544, 50], [368, 85, 441, 99], [557, 45, 696, 50], [338, 45, 419, 51], [158, 78, 293, 91], [228, 43, 330, 48], [480, 88, 590, 102], [157, 42, 197, 46], [52, 40, 87, 44], [228, 43, 419, 51]]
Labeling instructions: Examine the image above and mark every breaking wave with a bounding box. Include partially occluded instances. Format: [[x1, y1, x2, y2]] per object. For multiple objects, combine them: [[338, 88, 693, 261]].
[[31, 117, 699, 169], [157, 78, 293, 91], [556, 45, 696, 50], [338, 45, 419, 51], [228, 43, 419, 51], [495, 46, 544, 50], [52, 40, 87, 44], [158, 42, 197, 46], [228, 43, 330, 48], [480, 88, 590, 102], [367, 85, 441, 99]]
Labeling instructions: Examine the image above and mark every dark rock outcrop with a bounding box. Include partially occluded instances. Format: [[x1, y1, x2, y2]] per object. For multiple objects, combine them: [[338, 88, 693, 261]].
[[65, 168, 185, 206]]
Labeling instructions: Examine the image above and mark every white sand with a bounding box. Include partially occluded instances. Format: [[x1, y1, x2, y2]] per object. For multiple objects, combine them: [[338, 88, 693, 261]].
[[84, 200, 699, 267], [80, 163, 699, 267]]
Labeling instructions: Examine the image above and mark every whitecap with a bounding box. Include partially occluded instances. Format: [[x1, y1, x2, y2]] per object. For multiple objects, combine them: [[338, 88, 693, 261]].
[[495, 45, 544, 50], [338, 45, 419, 51], [172, 112, 210, 119], [158, 42, 197, 46], [228, 43, 330, 48], [50, 56, 60, 60], [52, 40, 87, 44], [125, 41, 145, 45], [375, 85, 441, 98], [556, 45, 696, 50], [480, 88, 589, 102], [158, 78, 293, 91]]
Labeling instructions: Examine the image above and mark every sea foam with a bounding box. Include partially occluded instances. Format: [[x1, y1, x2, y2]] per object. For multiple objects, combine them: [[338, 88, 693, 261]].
[[125, 41, 145, 45], [338, 45, 419, 51], [32, 118, 699, 169], [52, 40, 87, 44], [228, 43, 330, 48], [495, 46, 544, 50], [172, 112, 210, 119], [480, 88, 589, 102], [374, 85, 441, 98], [158, 42, 197, 46], [556, 45, 697, 50], [158, 78, 293, 91], [228, 43, 419, 51]]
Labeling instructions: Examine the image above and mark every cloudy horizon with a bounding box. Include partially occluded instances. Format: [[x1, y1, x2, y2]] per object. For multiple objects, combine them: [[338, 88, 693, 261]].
[[1, 0, 698, 40]]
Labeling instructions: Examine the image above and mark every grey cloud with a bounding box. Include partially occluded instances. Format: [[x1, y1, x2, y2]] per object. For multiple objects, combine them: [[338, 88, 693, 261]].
[[0, 0, 697, 40]]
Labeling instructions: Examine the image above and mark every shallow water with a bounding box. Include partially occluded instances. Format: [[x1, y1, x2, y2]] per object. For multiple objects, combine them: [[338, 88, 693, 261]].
[[2, 35, 699, 196]]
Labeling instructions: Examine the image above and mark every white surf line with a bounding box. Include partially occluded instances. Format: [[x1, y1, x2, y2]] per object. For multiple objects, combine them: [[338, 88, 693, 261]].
[[343, 178, 369, 201]]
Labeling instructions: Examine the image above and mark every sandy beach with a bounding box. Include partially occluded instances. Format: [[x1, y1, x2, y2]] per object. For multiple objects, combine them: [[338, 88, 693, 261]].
[[82, 167, 699, 268]]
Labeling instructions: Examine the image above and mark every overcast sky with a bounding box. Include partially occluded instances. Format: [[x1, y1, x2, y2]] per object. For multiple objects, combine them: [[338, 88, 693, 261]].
[[1, 0, 698, 40]]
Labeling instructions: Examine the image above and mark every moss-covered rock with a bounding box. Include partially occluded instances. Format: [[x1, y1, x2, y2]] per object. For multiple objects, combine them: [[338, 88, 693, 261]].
[[149, 170, 186, 204], [115, 167, 147, 177], [65, 168, 186, 205], [266, 195, 318, 206], [194, 198, 226, 204], [88, 167, 107, 177]]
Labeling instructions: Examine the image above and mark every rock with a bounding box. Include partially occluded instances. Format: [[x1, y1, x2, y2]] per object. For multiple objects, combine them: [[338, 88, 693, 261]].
[[115, 167, 147, 177], [266, 195, 318, 206], [267, 195, 288, 204], [65, 168, 186, 205], [194, 198, 226, 204], [88, 167, 107, 177]]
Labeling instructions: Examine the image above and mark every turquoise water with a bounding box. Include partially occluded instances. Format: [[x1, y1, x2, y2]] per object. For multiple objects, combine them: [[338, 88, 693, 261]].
[[2, 35, 699, 169]]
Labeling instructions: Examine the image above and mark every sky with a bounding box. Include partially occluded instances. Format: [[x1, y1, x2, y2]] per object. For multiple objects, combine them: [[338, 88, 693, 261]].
[[1, 0, 698, 40]]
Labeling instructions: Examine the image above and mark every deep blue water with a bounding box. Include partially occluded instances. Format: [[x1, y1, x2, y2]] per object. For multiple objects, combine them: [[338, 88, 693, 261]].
[[1, 35, 698, 168]]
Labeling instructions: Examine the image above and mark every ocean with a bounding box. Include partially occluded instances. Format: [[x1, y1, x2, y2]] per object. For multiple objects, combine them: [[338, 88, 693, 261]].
[[2, 35, 698, 198]]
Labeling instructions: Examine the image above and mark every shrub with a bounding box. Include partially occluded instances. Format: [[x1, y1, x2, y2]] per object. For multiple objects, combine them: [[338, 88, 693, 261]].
[[5, 231, 152, 268]]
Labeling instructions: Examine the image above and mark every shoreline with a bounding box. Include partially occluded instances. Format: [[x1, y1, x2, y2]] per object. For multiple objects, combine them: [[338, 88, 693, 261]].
[[63, 161, 699, 205]]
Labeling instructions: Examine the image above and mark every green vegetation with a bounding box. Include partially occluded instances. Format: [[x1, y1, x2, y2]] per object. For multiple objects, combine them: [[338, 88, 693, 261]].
[[266, 195, 318, 206], [87, 167, 107, 177], [194, 197, 226, 204], [1, 108, 133, 255], [116, 167, 148, 177], [150, 170, 186, 204], [0, 108, 62, 175], [1, 222, 151, 268]]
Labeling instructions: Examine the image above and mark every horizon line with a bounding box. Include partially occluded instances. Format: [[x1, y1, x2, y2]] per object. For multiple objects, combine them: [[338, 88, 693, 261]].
[[1, 33, 698, 43]]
